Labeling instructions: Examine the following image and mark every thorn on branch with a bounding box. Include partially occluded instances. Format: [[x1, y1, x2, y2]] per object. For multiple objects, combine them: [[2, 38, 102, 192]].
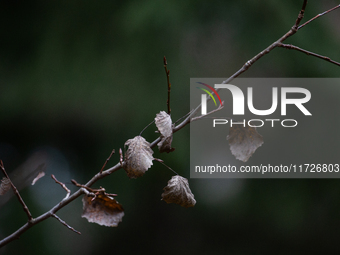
[[0, 160, 33, 221], [51, 213, 81, 235], [51, 174, 71, 200]]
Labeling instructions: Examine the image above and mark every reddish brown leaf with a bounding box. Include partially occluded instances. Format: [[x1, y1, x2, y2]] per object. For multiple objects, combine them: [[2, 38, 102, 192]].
[[0, 177, 11, 195], [228, 124, 264, 162], [124, 136, 154, 178], [155, 111, 175, 153], [82, 193, 124, 227], [161, 175, 196, 208]]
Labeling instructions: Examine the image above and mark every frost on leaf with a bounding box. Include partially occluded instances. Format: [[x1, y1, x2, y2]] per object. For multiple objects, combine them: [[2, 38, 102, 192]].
[[161, 175, 196, 208], [0, 177, 11, 195], [228, 124, 264, 162], [82, 193, 124, 227], [124, 136, 154, 178], [155, 111, 175, 153]]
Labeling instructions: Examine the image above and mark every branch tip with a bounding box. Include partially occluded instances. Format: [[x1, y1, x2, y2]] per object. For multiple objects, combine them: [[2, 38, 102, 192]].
[[52, 214, 81, 235], [100, 149, 115, 174], [51, 174, 70, 200]]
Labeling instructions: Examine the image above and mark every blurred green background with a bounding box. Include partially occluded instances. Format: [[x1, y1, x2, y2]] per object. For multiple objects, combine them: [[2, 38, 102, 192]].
[[1, 0, 340, 254]]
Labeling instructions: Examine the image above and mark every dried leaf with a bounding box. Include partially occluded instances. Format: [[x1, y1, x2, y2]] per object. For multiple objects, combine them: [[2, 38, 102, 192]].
[[155, 111, 175, 153], [228, 124, 264, 162], [0, 177, 11, 195], [124, 136, 154, 178], [31, 171, 45, 185], [82, 193, 124, 227], [161, 175, 196, 208]]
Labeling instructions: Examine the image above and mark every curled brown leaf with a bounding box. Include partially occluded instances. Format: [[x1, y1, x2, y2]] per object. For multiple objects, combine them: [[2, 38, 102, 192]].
[[124, 136, 154, 178], [155, 111, 175, 153], [161, 175, 196, 208], [82, 193, 124, 227]]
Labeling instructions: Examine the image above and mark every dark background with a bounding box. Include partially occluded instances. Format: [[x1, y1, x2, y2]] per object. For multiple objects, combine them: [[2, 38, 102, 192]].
[[0, 1, 340, 254]]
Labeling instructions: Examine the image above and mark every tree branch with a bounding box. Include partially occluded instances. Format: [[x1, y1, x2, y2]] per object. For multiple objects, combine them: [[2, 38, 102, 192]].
[[183, 0, 339, 127], [277, 43, 340, 66], [51, 213, 81, 235], [164, 56, 171, 115], [190, 101, 224, 122], [298, 4, 340, 30], [0, 160, 33, 221], [51, 174, 71, 200], [1, 0, 340, 249]]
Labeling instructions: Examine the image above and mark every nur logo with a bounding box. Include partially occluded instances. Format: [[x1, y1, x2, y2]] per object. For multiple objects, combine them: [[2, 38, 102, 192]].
[[199, 83, 312, 116]]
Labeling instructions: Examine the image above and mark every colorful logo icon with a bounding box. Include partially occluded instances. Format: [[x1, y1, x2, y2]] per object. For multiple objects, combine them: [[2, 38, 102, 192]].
[[196, 82, 223, 107]]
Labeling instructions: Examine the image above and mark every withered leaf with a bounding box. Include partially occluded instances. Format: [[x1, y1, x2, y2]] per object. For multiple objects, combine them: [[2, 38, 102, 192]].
[[155, 111, 175, 153], [82, 194, 124, 227], [161, 175, 196, 208], [228, 124, 264, 162], [124, 136, 154, 178], [0, 177, 11, 195]]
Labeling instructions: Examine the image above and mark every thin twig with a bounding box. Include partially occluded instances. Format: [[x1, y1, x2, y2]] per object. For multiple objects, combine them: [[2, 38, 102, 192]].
[[0, 177, 89, 247], [139, 119, 155, 136], [51, 213, 81, 235], [100, 149, 115, 174], [298, 4, 340, 30], [164, 56, 171, 115], [0, 160, 33, 221], [154, 158, 179, 175], [191, 101, 225, 122], [51, 174, 71, 200], [278, 43, 340, 66], [293, 0, 308, 30]]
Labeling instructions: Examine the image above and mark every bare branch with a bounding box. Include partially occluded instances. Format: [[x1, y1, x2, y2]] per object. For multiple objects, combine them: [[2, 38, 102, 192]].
[[155, 159, 179, 175], [51, 213, 81, 235], [0, 183, 87, 248], [277, 43, 340, 67], [298, 4, 340, 30], [293, 0, 308, 30], [177, 1, 310, 130], [164, 56, 171, 115], [51, 174, 71, 200], [100, 149, 115, 174], [0, 158, 123, 247], [191, 101, 224, 122], [0, 160, 33, 221]]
